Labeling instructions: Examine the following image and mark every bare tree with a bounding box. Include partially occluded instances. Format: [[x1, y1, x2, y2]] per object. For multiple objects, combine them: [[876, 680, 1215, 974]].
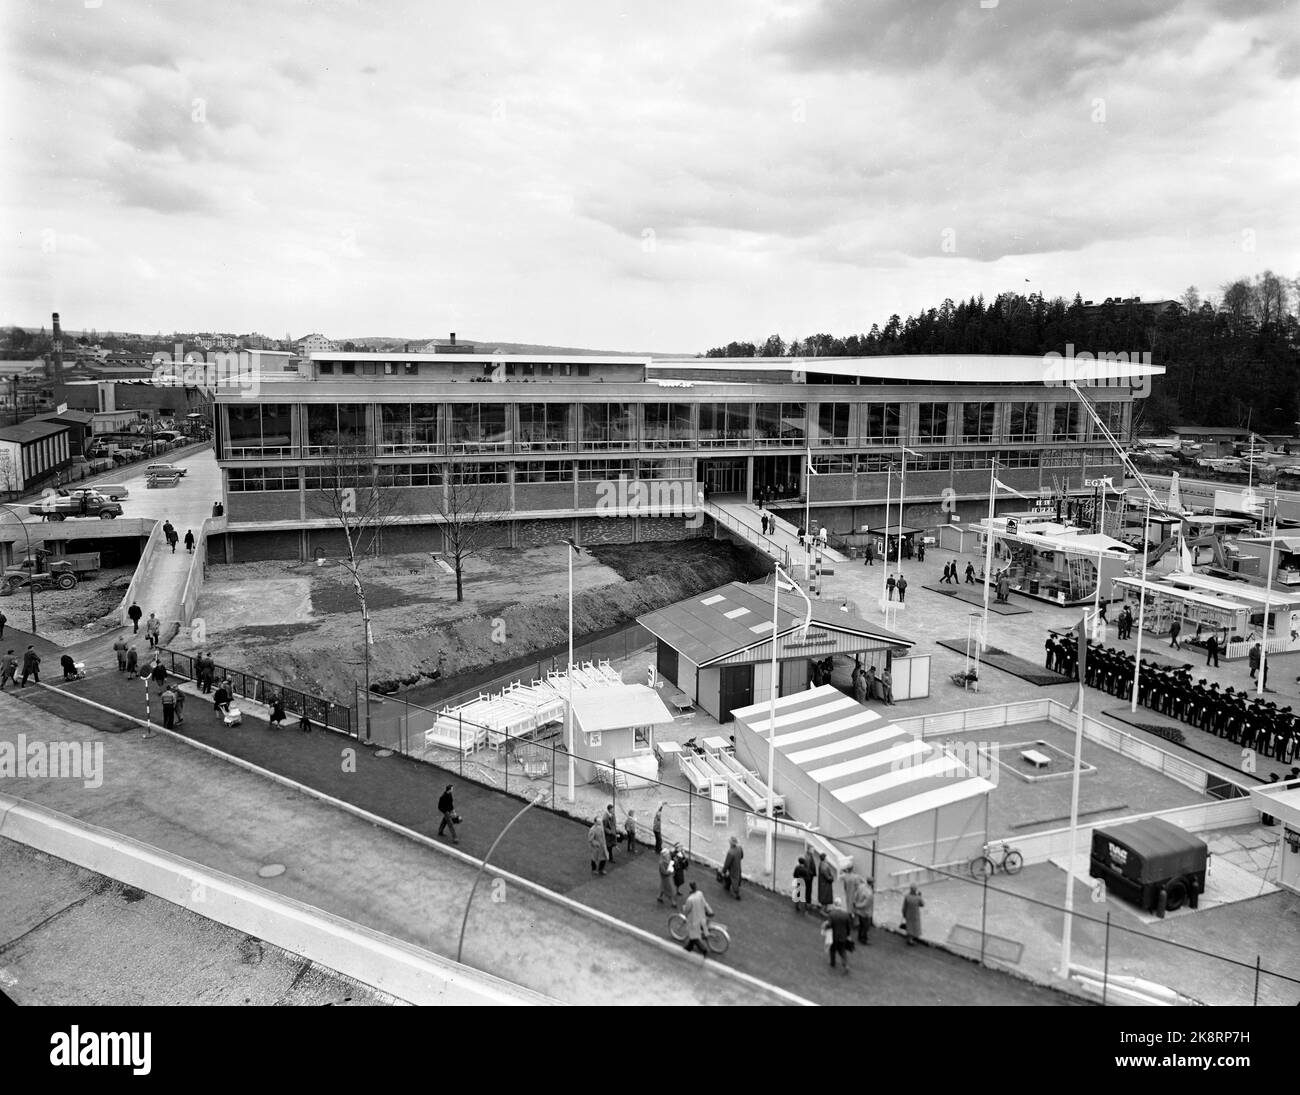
[[306, 435, 406, 733], [431, 469, 508, 602]]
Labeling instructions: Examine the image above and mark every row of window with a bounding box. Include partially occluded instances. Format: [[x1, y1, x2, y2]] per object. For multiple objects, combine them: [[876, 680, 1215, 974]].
[[316, 361, 593, 378], [227, 450, 1117, 492], [224, 399, 1128, 454]]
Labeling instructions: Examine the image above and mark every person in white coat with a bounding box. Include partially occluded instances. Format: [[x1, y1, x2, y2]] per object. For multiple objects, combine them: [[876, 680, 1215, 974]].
[[681, 882, 714, 956]]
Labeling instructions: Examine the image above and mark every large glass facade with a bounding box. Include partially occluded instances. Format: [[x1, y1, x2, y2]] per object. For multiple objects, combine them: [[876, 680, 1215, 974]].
[[226, 404, 293, 457], [916, 402, 949, 445], [641, 403, 694, 449], [961, 402, 995, 444], [305, 403, 367, 455], [814, 404, 851, 446], [1005, 402, 1039, 443], [517, 403, 573, 452], [698, 403, 753, 447], [862, 403, 901, 443], [449, 404, 511, 452], [754, 402, 805, 445], [379, 403, 441, 454], [1051, 403, 1082, 442], [580, 403, 634, 449]]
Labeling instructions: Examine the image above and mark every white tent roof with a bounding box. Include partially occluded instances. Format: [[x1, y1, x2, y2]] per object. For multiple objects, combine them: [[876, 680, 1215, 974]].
[[570, 684, 674, 733], [1112, 576, 1250, 610], [731, 685, 991, 830]]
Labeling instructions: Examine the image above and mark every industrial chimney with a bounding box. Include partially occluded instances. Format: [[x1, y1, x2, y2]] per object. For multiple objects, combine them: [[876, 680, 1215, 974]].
[[51, 311, 64, 390], [449, 332, 456, 346]]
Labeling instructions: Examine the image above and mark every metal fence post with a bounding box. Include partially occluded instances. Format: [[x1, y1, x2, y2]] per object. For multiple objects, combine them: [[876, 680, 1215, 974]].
[[612, 758, 617, 814], [1253, 956, 1261, 1005], [979, 875, 988, 966], [458, 713, 464, 777], [688, 787, 693, 857], [1102, 913, 1111, 1006]]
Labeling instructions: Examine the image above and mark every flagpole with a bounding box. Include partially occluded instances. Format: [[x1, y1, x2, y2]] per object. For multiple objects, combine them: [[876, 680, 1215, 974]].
[[1059, 605, 1090, 981], [804, 447, 812, 558], [765, 564, 781, 877], [1258, 498, 1278, 700], [881, 462, 891, 612], [897, 443, 907, 574], [1131, 498, 1151, 712], [980, 459, 997, 650]]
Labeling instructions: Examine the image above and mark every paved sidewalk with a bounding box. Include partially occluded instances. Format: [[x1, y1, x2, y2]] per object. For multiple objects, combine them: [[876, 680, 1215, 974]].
[[17, 661, 1076, 1005]]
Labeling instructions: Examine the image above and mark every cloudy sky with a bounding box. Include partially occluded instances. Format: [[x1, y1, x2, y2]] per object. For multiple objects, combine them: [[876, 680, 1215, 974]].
[[3, 0, 1297, 352]]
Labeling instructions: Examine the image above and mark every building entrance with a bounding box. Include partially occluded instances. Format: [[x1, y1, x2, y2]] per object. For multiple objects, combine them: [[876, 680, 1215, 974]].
[[752, 454, 801, 502], [698, 457, 747, 496]]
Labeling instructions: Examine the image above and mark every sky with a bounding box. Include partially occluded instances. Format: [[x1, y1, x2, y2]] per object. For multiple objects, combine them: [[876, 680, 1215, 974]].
[[3, 0, 1298, 353]]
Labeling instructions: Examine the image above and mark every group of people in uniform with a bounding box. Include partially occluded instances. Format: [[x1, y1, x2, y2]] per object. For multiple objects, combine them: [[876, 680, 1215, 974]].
[[1044, 628, 1298, 763]]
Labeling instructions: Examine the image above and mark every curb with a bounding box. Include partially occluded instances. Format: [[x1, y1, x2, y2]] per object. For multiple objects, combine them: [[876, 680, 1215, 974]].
[[28, 682, 814, 1007]]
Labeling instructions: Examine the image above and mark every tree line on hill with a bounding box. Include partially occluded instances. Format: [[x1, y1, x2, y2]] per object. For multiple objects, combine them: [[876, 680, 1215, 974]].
[[703, 271, 1300, 436]]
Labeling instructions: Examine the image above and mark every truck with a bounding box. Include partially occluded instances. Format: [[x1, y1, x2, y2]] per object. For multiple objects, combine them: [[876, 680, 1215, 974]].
[[1089, 817, 1208, 917], [28, 495, 123, 521], [10, 549, 100, 578], [1, 552, 83, 594]]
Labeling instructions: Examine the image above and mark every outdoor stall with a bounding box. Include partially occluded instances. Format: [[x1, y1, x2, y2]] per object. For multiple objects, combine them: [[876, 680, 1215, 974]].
[[974, 519, 1134, 606], [1111, 576, 1249, 642]]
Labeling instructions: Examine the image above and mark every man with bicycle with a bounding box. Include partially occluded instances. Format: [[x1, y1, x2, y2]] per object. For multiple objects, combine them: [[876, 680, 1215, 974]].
[[681, 882, 714, 957]]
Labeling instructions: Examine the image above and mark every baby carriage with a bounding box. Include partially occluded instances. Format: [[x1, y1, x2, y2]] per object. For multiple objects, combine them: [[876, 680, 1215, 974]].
[[222, 706, 243, 727]]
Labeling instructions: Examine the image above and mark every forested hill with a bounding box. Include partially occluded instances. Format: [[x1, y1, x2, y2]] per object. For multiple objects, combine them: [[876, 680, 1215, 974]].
[[703, 273, 1300, 436]]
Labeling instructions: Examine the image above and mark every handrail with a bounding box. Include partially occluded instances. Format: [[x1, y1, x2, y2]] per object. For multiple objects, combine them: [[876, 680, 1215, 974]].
[[703, 501, 791, 567], [116, 519, 165, 626]]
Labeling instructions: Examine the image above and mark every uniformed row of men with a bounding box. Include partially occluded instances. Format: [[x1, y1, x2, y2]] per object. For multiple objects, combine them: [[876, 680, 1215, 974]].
[[1046, 630, 1298, 762]]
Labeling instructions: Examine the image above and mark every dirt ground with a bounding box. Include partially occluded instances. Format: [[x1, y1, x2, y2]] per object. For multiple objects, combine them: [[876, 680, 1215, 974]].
[[0, 567, 133, 646], [186, 540, 763, 705]]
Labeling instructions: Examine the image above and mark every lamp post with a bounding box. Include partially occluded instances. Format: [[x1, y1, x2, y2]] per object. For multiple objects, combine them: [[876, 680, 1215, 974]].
[[457, 789, 551, 964], [896, 444, 919, 573], [1131, 498, 1152, 712], [1257, 499, 1278, 700], [766, 563, 812, 878], [980, 459, 999, 651], [563, 537, 580, 803], [880, 462, 892, 611], [0, 503, 37, 634]]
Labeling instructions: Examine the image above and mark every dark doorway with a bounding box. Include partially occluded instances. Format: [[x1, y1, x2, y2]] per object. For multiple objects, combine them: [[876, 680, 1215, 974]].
[[697, 457, 747, 496], [656, 642, 679, 688], [752, 454, 801, 502], [718, 664, 754, 723]]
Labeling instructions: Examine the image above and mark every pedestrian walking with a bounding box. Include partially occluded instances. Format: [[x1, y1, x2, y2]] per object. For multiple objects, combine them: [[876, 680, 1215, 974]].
[[145, 613, 160, 649], [149, 657, 166, 687], [671, 842, 689, 895], [886, 574, 896, 601], [624, 809, 638, 854], [1170, 618, 1183, 651], [657, 848, 677, 907], [213, 679, 232, 718], [853, 877, 875, 944], [896, 575, 908, 603], [588, 816, 608, 875], [825, 900, 853, 974], [901, 884, 925, 945], [269, 693, 286, 729], [1249, 641, 1260, 679], [160, 685, 177, 729], [298, 711, 312, 734], [917, 540, 926, 563], [865, 541, 875, 567], [882, 667, 895, 705], [173, 687, 185, 727], [0, 610, 6, 639], [0, 649, 17, 690], [20, 645, 40, 686], [792, 856, 812, 913], [818, 526, 828, 549], [682, 882, 713, 957], [184, 529, 195, 554], [797, 525, 806, 550], [602, 803, 619, 863], [653, 801, 665, 854], [437, 784, 459, 844], [1206, 633, 1219, 667], [126, 643, 139, 676], [163, 520, 177, 553], [719, 835, 743, 900], [965, 562, 976, 584], [127, 602, 142, 633], [113, 636, 128, 672]]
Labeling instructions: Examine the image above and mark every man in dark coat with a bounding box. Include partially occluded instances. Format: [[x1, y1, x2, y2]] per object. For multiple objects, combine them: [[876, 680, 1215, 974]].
[[720, 835, 743, 900], [127, 602, 143, 633], [437, 785, 458, 843], [1206, 633, 1219, 667], [602, 803, 619, 862], [826, 901, 853, 973], [20, 645, 40, 686], [896, 575, 908, 603], [817, 854, 837, 908]]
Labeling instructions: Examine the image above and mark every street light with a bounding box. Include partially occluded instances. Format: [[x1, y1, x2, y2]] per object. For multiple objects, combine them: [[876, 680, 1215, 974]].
[[0, 503, 37, 634], [895, 443, 920, 574], [562, 537, 581, 803], [766, 563, 812, 879], [457, 788, 551, 964]]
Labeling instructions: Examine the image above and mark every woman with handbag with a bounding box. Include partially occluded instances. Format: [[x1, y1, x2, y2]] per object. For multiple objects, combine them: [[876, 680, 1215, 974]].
[[671, 843, 689, 896]]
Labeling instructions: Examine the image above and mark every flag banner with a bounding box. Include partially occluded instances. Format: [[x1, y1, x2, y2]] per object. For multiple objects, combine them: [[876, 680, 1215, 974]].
[[993, 478, 1031, 499]]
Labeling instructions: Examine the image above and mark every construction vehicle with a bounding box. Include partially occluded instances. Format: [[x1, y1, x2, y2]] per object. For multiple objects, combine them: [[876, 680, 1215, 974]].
[[1, 553, 80, 594], [27, 494, 123, 521], [8, 548, 100, 579]]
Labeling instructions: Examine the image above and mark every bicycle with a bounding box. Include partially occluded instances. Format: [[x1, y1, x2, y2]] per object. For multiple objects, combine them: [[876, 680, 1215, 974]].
[[969, 839, 1023, 879], [667, 913, 731, 955]]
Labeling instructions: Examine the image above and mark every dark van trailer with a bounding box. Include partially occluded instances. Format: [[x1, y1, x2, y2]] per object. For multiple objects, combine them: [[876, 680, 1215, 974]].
[[1089, 817, 1208, 917]]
